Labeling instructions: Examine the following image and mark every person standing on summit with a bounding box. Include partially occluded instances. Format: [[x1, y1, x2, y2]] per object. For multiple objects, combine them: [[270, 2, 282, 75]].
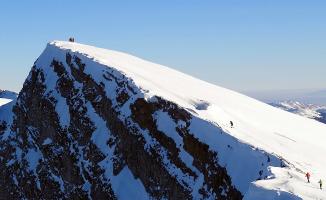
[[69, 37, 75, 42]]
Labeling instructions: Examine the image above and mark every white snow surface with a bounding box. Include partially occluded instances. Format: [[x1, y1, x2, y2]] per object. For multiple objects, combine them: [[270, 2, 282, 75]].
[[0, 98, 15, 125], [46, 41, 326, 199], [0, 91, 17, 126], [0, 98, 12, 107], [0, 90, 17, 100]]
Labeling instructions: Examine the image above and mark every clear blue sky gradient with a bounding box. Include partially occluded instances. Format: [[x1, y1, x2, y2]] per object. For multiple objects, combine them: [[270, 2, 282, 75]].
[[0, 0, 325, 93]]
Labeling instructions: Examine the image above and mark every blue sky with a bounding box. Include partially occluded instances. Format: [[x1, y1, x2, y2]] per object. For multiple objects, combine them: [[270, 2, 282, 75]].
[[0, 0, 325, 93]]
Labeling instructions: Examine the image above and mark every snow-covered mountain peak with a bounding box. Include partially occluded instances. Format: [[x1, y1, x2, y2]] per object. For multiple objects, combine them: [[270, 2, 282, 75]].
[[45, 41, 326, 199], [0, 41, 325, 199], [0, 98, 12, 107], [0, 89, 17, 107]]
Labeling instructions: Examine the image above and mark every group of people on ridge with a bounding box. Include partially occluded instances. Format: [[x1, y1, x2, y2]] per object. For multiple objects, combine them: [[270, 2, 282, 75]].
[[68, 37, 75, 42], [306, 172, 323, 190]]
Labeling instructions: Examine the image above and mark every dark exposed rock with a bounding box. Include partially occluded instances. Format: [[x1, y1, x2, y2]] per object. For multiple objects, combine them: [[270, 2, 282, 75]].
[[0, 121, 6, 134], [130, 98, 197, 179], [116, 91, 130, 106]]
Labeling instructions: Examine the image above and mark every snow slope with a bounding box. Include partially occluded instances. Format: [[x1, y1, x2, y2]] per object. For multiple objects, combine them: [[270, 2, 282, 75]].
[[0, 90, 17, 100], [0, 98, 12, 107], [0, 90, 17, 122], [41, 41, 326, 199]]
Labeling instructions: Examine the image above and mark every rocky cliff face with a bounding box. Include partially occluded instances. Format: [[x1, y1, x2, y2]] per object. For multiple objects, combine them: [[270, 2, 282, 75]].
[[0, 42, 284, 199]]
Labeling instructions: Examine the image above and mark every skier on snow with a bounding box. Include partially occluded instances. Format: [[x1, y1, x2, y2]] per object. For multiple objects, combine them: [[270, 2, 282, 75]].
[[319, 179, 323, 189], [305, 172, 311, 183], [230, 121, 234, 128]]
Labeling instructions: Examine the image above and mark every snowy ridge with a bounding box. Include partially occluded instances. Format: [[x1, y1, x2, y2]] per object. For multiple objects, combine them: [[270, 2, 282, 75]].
[[0, 98, 12, 107], [38, 42, 245, 199], [0, 90, 17, 107], [0, 90, 17, 123], [44, 41, 326, 199], [0, 90, 17, 99], [1, 41, 326, 199]]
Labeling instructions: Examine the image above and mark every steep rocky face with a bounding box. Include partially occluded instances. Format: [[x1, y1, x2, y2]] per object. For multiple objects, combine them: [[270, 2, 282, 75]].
[[0, 44, 282, 199]]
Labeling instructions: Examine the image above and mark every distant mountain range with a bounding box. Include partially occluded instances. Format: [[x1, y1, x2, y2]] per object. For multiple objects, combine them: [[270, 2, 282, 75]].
[[0, 89, 17, 100], [244, 89, 326, 105], [270, 101, 326, 124]]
